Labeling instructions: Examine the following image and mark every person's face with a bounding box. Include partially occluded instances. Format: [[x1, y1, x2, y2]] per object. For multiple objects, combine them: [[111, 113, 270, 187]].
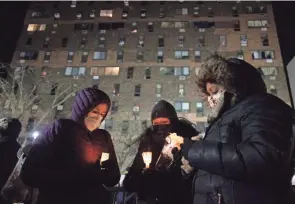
[[206, 82, 225, 109], [84, 103, 108, 131], [152, 117, 171, 143]]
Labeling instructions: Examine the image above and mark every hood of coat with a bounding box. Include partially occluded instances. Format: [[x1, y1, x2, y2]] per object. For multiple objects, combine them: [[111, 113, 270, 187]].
[[151, 100, 178, 123], [71, 87, 111, 125], [197, 55, 267, 102]]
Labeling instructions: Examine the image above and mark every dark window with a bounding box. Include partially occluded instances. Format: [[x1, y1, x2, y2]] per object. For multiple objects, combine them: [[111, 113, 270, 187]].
[[159, 8, 165, 18], [145, 68, 151, 79], [43, 37, 50, 48], [121, 120, 129, 133], [234, 21, 240, 31], [122, 7, 128, 19], [117, 51, 123, 63], [98, 23, 124, 30], [80, 36, 87, 48], [20, 51, 39, 60], [74, 23, 94, 31], [26, 118, 35, 132], [26, 38, 32, 45], [137, 51, 143, 62], [158, 36, 164, 47], [208, 8, 214, 17], [197, 36, 205, 47], [113, 84, 120, 96], [112, 22, 125, 29], [111, 101, 119, 113], [67, 52, 74, 62], [140, 9, 147, 18], [127, 67, 134, 79], [261, 34, 269, 46], [98, 35, 106, 48], [50, 83, 58, 95], [148, 22, 153, 32], [134, 84, 141, 97], [232, 6, 239, 17], [142, 120, 148, 131], [44, 52, 51, 62], [105, 119, 113, 131], [81, 52, 89, 63], [61, 37, 68, 47]]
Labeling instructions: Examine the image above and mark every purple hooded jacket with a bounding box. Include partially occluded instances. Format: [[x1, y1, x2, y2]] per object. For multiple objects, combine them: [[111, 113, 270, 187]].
[[20, 88, 120, 204]]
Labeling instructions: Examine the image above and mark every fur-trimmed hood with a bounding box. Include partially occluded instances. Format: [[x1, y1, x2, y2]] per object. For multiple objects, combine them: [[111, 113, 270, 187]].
[[196, 54, 267, 100]]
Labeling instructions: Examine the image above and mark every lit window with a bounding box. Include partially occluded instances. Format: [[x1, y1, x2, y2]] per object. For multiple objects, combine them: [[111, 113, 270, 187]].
[[179, 84, 185, 96], [19, 51, 39, 60], [174, 67, 189, 76], [156, 84, 162, 96], [174, 50, 189, 59], [195, 51, 201, 62], [260, 67, 278, 76], [65, 67, 85, 76], [160, 67, 174, 76], [174, 102, 190, 112], [54, 12, 61, 20], [105, 67, 120, 75], [134, 84, 141, 97], [76, 12, 82, 20], [93, 51, 106, 60], [195, 67, 201, 75], [175, 22, 185, 28], [27, 24, 46, 32], [247, 20, 269, 28], [100, 10, 113, 17], [157, 51, 164, 62], [219, 35, 226, 47], [196, 102, 204, 116], [240, 35, 247, 47], [252, 51, 275, 60]]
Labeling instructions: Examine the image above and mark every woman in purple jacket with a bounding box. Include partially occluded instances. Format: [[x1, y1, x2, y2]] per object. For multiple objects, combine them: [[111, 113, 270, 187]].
[[20, 87, 120, 204]]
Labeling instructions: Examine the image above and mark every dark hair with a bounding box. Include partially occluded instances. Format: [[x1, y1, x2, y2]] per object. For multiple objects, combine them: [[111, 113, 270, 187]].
[[196, 54, 267, 99]]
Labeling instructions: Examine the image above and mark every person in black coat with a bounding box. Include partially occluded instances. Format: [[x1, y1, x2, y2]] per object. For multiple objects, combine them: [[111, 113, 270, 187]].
[[0, 118, 22, 203], [168, 54, 295, 204], [20, 88, 120, 204], [123, 100, 198, 204]]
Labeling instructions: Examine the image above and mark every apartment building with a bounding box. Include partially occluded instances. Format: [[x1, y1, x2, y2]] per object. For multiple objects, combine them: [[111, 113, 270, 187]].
[[10, 1, 291, 138]]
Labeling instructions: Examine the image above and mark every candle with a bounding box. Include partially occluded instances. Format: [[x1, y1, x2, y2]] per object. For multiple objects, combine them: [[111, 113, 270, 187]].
[[101, 152, 109, 164], [142, 152, 152, 169]]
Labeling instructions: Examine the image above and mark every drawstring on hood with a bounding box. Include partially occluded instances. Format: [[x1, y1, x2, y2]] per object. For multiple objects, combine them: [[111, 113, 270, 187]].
[[72, 88, 111, 125]]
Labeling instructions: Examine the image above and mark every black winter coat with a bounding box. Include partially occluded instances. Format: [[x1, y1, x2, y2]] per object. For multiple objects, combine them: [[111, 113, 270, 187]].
[[187, 94, 295, 204], [20, 119, 120, 204], [0, 137, 20, 193], [124, 121, 198, 204]]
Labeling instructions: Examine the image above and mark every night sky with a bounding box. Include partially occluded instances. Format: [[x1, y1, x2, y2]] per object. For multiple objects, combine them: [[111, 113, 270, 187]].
[[0, 1, 294, 66]]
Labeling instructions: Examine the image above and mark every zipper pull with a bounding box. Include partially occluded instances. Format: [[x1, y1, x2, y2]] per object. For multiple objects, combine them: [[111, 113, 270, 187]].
[[218, 193, 222, 204]]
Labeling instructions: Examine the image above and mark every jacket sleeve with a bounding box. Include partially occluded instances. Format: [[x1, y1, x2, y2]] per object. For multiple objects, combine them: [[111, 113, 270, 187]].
[[101, 130, 121, 187], [186, 100, 294, 182]]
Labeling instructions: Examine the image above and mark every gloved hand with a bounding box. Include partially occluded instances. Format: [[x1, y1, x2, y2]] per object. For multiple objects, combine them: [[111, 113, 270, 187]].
[[101, 159, 116, 171]]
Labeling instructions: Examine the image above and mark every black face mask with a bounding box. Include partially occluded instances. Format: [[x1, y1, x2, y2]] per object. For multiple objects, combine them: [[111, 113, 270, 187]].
[[151, 124, 171, 144]]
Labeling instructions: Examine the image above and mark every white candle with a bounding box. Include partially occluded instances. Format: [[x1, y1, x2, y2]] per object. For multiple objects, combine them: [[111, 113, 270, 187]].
[[142, 152, 152, 169]]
